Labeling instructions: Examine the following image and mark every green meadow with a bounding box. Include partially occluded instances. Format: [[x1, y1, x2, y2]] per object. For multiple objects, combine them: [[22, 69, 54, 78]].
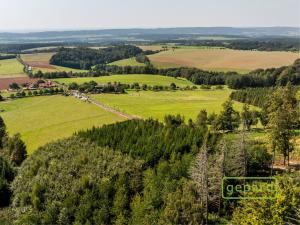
[[0, 58, 26, 77], [54, 74, 194, 87], [0, 95, 124, 153], [91, 89, 252, 121]]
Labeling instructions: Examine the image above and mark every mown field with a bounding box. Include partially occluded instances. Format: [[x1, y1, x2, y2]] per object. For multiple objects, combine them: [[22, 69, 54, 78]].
[[21, 53, 87, 73], [0, 95, 124, 153], [54, 74, 194, 87], [91, 89, 252, 121], [0, 58, 26, 77], [148, 48, 300, 73]]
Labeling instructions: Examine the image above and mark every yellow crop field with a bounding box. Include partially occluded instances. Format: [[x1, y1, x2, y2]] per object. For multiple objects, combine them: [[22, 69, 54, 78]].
[[148, 48, 300, 73]]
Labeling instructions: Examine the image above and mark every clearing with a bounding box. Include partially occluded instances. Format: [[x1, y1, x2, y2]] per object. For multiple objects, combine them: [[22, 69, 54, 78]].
[[148, 48, 300, 73], [54, 74, 194, 87], [0, 58, 26, 78], [109, 57, 145, 67], [0, 95, 124, 153]]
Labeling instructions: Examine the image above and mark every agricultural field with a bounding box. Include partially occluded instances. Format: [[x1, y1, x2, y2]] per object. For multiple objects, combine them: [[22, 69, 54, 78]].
[[91, 89, 253, 121], [54, 74, 194, 87], [21, 53, 87, 73], [148, 47, 300, 73], [0, 95, 124, 153], [138, 45, 164, 51], [0, 58, 26, 78], [0, 77, 37, 90], [109, 57, 145, 67]]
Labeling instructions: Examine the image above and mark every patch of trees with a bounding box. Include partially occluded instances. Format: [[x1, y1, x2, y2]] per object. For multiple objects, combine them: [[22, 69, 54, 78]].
[[50, 45, 143, 69], [77, 118, 209, 166], [230, 87, 275, 107], [135, 53, 150, 64]]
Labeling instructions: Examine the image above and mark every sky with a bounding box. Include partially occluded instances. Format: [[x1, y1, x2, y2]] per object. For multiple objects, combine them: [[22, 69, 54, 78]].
[[0, 0, 299, 31]]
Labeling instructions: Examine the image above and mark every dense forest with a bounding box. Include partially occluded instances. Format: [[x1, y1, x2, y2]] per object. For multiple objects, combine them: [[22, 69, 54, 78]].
[[49, 45, 143, 70]]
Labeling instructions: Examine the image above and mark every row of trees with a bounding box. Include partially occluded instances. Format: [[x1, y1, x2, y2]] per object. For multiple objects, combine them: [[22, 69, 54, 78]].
[[68, 80, 199, 93], [9, 88, 64, 99]]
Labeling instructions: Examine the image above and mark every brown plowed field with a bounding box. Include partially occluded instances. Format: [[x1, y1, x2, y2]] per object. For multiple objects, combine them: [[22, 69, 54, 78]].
[[0, 77, 37, 90]]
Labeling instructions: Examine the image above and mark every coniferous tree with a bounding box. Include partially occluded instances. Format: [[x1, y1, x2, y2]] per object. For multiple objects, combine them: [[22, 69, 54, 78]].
[[267, 82, 298, 167], [7, 133, 27, 166]]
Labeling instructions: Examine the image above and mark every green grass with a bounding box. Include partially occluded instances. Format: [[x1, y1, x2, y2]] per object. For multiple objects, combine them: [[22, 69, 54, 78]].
[[0, 59, 26, 77], [32, 66, 87, 73], [54, 74, 194, 87], [109, 57, 145, 67], [0, 95, 123, 153], [91, 89, 256, 121]]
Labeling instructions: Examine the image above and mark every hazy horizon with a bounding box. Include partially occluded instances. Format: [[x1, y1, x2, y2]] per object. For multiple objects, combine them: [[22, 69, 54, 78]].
[[0, 0, 299, 32]]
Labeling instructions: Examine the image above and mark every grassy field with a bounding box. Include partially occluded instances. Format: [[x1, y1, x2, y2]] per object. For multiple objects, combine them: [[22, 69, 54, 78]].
[[109, 57, 145, 67], [21, 53, 87, 73], [148, 48, 300, 73], [91, 89, 253, 121], [54, 74, 195, 87], [0, 95, 123, 153], [0, 58, 26, 77]]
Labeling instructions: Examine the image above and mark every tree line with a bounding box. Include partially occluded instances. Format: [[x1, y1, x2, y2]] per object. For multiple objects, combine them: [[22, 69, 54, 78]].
[[159, 38, 300, 52], [230, 87, 275, 107], [67, 80, 198, 93], [0, 55, 16, 60]]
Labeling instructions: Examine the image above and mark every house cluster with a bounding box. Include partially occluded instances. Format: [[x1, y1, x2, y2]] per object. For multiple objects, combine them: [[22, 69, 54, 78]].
[[72, 91, 90, 102], [26, 80, 58, 90]]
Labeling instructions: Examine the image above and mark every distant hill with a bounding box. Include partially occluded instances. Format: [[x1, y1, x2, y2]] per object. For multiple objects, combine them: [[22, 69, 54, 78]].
[[0, 27, 299, 43]]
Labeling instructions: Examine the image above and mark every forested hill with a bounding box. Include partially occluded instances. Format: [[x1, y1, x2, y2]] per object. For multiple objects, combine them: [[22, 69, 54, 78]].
[[50, 45, 143, 69]]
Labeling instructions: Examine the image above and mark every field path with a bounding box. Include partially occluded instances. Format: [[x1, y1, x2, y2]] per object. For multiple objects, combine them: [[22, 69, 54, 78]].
[[72, 92, 140, 120], [89, 97, 140, 120]]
